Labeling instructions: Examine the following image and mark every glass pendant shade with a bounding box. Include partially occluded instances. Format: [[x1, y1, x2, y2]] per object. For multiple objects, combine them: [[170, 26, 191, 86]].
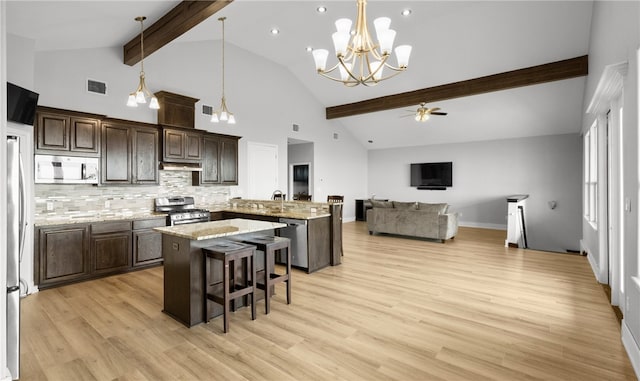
[[378, 29, 396, 55], [371, 61, 383, 81], [220, 111, 228, 121], [148, 96, 160, 110], [335, 18, 352, 34], [395, 45, 412, 67], [127, 94, 138, 107], [211, 113, 219, 123], [313, 49, 329, 71], [228, 114, 236, 124], [332, 32, 350, 56]]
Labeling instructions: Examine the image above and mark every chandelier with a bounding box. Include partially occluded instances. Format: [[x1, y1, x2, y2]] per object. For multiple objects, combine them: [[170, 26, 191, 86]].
[[127, 16, 159, 109], [312, 0, 412, 87], [211, 17, 235, 124]]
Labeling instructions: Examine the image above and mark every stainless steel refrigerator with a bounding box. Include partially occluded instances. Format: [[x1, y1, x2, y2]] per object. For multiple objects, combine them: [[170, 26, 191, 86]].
[[6, 135, 25, 379]]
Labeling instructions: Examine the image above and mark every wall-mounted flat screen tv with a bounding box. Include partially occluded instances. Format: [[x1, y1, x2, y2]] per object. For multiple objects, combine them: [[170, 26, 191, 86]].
[[410, 162, 453, 187], [7, 82, 39, 126]]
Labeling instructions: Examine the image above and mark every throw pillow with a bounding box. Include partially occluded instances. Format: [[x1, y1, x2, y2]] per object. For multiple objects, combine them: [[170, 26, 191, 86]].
[[417, 202, 448, 214], [370, 200, 393, 208], [393, 201, 418, 210]]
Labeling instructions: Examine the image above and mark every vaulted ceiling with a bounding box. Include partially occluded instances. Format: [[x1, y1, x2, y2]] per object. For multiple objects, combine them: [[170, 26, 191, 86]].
[[6, 1, 593, 149]]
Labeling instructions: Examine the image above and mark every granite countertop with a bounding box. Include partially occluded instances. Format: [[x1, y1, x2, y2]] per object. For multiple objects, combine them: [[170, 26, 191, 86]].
[[154, 218, 287, 240], [34, 211, 167, 227], [222, 206, 330, 220]]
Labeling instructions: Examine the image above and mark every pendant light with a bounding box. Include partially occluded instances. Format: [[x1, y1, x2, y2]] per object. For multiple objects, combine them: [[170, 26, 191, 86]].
[[211, 17, 235, 124], [127, 16, 160, 109]]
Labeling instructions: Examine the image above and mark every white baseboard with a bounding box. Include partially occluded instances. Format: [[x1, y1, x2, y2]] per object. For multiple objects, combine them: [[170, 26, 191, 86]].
[[587, 250, 605, 283], [459, 221, 507, 230], [343, 217, 356, 223], [622, 319, 640, 379]]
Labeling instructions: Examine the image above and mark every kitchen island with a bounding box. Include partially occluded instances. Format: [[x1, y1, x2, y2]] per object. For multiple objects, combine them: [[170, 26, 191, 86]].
[[155, 218, 286, 327]]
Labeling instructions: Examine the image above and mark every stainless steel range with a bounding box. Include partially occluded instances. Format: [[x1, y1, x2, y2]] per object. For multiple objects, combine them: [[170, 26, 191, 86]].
[[155, 196, 210, 226]]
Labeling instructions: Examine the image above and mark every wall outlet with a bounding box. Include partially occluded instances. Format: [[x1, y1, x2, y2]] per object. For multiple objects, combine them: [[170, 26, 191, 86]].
[[46, 201, 54, 211], [104, 200, 111, 209]]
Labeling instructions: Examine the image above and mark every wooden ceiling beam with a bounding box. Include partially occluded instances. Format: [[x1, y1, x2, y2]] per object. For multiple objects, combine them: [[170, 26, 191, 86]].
[[325, 55, 588, 119], [123, 0, 233, 66]]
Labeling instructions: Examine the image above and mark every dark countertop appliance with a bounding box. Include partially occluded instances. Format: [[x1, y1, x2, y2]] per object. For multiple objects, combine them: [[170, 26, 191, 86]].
[[155, 196, 210, 226]]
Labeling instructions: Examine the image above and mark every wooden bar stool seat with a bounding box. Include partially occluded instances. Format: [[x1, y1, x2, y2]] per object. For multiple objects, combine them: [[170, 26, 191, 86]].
[[240, 235, 291, 314], [202, 240, 257, 333]]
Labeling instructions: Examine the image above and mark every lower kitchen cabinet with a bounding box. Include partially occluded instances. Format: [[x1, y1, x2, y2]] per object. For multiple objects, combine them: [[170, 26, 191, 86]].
[[132, 218, 166, 267], [91, 221, 132, 275], [35, 223, 91, 288], [35, 216, 167, 289]]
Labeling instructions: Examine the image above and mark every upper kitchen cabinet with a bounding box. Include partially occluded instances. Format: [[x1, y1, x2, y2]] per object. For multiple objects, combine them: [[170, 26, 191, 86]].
[[220, 137, 238, 184], [161, 127, 202, 162], [101, 119, 159, 185], [192, 134, 240, 186], [155, 91, 198, 129], [35, 106, 103, 156]]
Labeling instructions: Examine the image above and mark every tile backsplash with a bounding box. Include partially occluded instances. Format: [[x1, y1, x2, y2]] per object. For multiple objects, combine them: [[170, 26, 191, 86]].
[[35, 171, 230, 219]]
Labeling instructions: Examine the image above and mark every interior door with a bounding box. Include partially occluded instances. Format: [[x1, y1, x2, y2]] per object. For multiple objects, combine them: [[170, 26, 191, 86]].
[[247, 142, 278, 199]]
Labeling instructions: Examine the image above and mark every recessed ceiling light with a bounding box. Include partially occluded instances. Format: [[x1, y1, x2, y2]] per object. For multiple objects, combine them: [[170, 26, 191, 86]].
[[317, 6, 327, 13], [305, 46, 313, 52], [401, 9, 412, 16], [270, 28, 280, 35]]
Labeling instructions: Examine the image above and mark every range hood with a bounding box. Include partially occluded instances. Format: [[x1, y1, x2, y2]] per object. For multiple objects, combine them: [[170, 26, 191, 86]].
[[159, 162, 203, 171]]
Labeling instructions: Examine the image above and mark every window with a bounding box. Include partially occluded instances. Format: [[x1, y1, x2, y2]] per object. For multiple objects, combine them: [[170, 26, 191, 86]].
[[584, 122, 598, 225]]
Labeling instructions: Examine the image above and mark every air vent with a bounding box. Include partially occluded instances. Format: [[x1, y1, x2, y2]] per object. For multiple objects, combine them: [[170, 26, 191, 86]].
[[293, 123, 299, 132], [202, 104, 213, 115], [87, 79, 107, 95]]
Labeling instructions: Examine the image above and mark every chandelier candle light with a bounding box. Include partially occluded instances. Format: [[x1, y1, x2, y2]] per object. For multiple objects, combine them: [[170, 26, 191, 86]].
[[127, 16, 159, 109], [211, 17, 235, 124], [312, 0, 412, 87]]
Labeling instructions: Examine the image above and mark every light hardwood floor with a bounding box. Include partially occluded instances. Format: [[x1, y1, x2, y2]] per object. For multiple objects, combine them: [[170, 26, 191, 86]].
[[21, 223, 636, 380]]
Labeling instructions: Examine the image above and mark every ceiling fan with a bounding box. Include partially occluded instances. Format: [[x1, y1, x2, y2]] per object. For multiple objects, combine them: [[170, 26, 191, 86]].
[[404, 102, 448, 122]]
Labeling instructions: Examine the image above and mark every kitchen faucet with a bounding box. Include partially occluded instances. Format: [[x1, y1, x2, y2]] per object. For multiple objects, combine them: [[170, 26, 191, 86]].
[[272, 190, 284, 212]]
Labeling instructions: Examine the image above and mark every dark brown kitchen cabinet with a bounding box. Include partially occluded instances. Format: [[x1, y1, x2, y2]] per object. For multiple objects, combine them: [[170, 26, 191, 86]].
[[101, 122, 130, 184], [162, 127, 202, 162], [35, 223, 91, 288], [193, 135, 220, 185], [102, 120, 159, 185], [132, 218, 166, 267], [220, 137, 238, 184], [35, 107, 102, 156], [90, 221, 132, 275], [131, 126, 159, 184], [192, 135, 239, 186]]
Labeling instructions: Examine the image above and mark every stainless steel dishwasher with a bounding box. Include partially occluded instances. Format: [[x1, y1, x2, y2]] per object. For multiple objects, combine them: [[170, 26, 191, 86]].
[[278, 218, 308, 269]]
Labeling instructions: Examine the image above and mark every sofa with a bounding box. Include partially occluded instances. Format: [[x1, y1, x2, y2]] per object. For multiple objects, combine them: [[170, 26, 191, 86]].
[[366, 200, 459, 243]]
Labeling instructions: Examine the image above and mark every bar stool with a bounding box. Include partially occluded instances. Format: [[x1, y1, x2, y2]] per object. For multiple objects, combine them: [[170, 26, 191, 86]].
[[240, 235, 291, 314], [202, 240, 257, 333]]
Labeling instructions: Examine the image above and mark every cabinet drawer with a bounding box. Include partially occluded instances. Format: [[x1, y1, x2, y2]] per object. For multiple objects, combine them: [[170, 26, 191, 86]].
[[91, 221, 132, 234], [133, 218, 167, 230]]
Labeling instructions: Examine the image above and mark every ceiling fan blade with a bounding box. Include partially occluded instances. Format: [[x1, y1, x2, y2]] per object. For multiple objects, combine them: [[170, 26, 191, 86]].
[[431, 112, 448, 116], [428, 107, 441, 112]]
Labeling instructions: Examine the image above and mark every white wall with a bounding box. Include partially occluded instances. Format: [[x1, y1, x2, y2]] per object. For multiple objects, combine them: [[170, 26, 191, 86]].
[[30, 40, 368, 221], [368, 133, 582, 252], [581, 1, 640, 375]]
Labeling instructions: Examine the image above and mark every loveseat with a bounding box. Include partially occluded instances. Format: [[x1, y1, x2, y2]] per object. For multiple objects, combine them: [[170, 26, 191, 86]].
[[366, 200, 459, 243]]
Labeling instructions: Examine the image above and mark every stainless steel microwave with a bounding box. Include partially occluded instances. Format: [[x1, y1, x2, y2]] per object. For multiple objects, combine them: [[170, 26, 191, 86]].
[[35, 155, 99, 184]]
